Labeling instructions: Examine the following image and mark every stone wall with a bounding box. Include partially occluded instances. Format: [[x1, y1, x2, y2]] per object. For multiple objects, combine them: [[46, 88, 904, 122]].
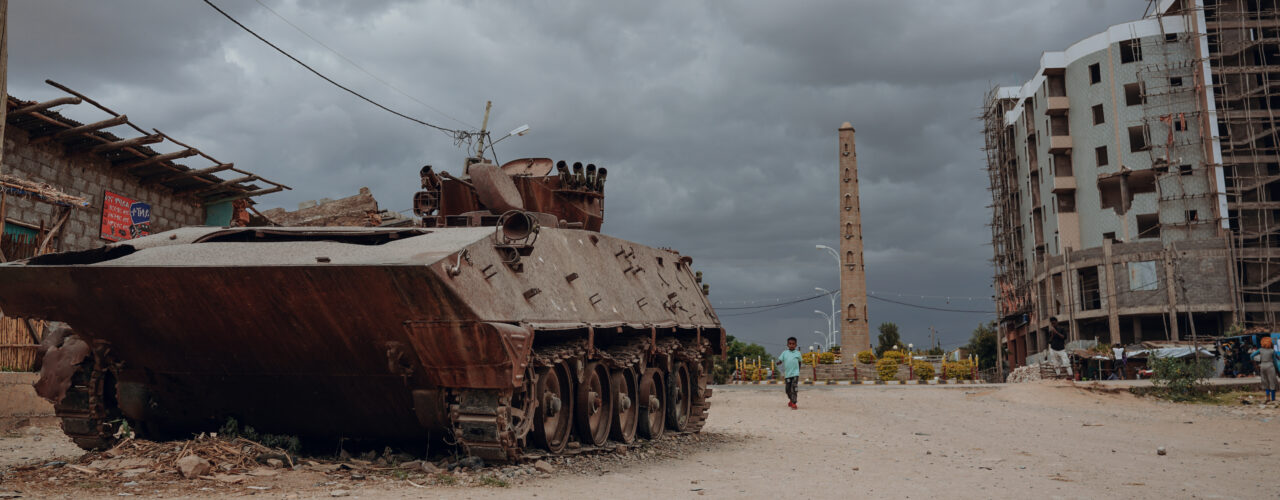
[[1, 127, 205, 252], [0, 372, 54, 430]]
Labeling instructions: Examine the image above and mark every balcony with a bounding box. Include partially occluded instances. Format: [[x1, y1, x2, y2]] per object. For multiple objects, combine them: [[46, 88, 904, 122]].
[[1052, 176, 1076, 193], [1048, 135, 1072, 154], [1045, 96, 1069, 116]]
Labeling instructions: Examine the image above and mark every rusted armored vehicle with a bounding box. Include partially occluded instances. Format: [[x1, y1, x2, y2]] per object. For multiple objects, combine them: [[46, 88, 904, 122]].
[[0, 157, 724, 461]]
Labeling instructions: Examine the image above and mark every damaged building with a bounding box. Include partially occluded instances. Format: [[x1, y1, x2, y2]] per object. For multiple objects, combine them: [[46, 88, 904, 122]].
[[0, 81, 287, 370], [985, 0, 1280, 368]]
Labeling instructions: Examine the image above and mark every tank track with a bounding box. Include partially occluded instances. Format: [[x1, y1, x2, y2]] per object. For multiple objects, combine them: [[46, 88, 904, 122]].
[[450, 334, 711, 462], [53, 340, 121, 451]]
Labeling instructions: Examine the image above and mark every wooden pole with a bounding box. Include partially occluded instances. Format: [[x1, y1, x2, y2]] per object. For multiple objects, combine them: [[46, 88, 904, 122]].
[[0, 190, 7, 262], [0, 0, 8, 176], [475, 100, 492, 160], [35, 206, 69, 255]]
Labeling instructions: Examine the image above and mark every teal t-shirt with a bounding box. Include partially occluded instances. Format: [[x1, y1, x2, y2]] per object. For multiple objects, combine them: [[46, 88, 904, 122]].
[[778, 349, 802, 378]]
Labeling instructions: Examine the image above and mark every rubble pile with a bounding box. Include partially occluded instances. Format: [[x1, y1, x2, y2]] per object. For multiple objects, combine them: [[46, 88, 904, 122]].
[[1, 430, 734, 495], [1006, 365, 1043, 383]]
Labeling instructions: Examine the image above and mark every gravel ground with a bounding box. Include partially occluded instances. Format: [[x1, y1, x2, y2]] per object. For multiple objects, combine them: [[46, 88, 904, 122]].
[[2, 381, 1276, 499]]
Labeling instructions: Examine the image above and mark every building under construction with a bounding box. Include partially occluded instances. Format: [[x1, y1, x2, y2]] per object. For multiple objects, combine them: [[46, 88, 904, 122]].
[[985, 0, 1280, 368]]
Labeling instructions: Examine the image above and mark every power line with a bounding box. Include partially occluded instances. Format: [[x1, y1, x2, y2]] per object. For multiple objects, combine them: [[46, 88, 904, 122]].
[[250, 0, 477, 130], [203, 0, 476, 145], [715, 290, 835, 311], [867, 294, 993, 314]]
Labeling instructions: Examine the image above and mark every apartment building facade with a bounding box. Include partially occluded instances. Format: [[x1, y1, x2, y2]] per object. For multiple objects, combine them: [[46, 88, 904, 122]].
[[985, 0, 1280, 368]]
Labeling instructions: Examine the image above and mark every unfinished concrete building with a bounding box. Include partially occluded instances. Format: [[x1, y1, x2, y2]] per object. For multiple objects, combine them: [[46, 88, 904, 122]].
[[986, 0, 1280, 368]]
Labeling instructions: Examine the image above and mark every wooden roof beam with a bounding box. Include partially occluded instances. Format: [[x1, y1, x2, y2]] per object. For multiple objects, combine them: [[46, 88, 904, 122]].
[[143, 162, 235, 186], [115, 148, 198, 170], [30, 114, 129, 144], [179, 174, 259, 193], [10, 96, 81, 116], [205, 186, 285, 204], [90, 134, 162, 153]]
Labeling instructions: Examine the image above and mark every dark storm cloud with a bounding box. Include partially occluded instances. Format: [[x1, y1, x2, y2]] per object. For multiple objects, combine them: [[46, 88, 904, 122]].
[[5, 0, 1148, 352]]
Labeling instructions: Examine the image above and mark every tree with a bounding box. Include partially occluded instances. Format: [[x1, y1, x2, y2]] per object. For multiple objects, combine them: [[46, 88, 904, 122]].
[[875, 322, 901, 357], [964, 321, 998, 369], [926, 345, 945, 356]]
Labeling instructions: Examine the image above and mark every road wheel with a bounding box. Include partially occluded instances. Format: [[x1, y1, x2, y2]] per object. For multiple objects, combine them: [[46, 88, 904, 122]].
[[637, 368, 666, 439], [574, 362, 613, 447], [530, 362, 573, 453], [608, 368, 639, 444]]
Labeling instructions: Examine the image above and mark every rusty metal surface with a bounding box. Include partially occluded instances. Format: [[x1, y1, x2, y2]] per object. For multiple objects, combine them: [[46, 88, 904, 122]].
[[500, 157, 554, 177], [469, 163, 525, 214], [32, 326, 89, 405], [0, 155, 726, 453]]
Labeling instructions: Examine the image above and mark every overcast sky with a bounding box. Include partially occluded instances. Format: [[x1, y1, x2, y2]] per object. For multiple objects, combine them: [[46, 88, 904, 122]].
[[8, 0, 1151, 354]]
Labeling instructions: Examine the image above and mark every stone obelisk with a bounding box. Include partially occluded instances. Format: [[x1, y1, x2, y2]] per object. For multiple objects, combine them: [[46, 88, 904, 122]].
[[838, 123, 870, 354]]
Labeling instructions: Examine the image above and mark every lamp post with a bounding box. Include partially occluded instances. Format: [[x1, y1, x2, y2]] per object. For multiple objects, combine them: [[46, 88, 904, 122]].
[[813, 310, 833, 350], [815, 287, 839, 348], [815, 245, 842, 348], [809, 345, 818, 381], [815, 244, 841, 267], [487, 124, 531, 152], [908, 343, 914, 380], [812, 331, 828, 352]]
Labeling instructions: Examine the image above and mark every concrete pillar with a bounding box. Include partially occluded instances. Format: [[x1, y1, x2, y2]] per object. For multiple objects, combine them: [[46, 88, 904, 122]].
[[1163, 250, 1181, 340], [1132, 316, 1143, 343], [1063, 249, 1077, 343], [1103, 239, 1121, 344], [837, 123, 870, 356]]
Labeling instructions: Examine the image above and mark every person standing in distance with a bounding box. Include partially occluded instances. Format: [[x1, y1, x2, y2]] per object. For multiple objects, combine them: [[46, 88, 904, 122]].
[[776, 337, 803, 409], [1047, 317, 1072, 377]]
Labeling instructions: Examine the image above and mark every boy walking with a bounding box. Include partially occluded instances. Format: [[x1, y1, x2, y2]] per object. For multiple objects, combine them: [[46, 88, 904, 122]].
[[776, 337, 802, 409]]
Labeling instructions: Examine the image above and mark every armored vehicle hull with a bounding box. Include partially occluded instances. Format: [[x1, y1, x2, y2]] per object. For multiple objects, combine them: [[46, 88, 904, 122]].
[[0, 221, 724, 460]]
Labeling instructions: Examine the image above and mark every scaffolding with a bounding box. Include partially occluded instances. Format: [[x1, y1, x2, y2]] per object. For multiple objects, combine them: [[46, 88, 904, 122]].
[[984, 89, 1032, 337], [1133, 0, 1280, 329]]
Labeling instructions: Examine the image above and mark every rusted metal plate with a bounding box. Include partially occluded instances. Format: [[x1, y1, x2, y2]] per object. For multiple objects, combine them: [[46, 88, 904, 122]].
[[500, 157, 554, 177], [0, 219, 723, 440], [404, 321, 532, 389], [469, 163, 525, 214]]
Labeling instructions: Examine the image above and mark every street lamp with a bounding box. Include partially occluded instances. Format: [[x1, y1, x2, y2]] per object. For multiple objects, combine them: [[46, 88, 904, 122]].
[[815, 244, 840, 266], [485, 124, 532, 158], [490, 124, 531, 147], [815, 245, 842, 349], [815, 287, 839, 348], [814, 310, 832, 349], [908, 343, 914, 380]]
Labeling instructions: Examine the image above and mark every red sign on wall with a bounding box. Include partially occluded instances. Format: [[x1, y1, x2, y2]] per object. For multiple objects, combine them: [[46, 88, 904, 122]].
[[100, 191, 151, 241]]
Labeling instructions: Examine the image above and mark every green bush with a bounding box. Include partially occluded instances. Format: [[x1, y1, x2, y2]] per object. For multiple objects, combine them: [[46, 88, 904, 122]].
[[912, 361, 934, 382], [856, 350, 876, 364], [1149, 356, 1214, 402], [876, 358, 899, 381]]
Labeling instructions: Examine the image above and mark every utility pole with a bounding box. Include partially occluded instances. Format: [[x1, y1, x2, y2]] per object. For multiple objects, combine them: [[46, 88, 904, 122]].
[[475, 100, 492, 160]]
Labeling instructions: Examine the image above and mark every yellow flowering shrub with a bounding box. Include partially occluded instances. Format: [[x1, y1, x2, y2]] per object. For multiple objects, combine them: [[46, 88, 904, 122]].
[[856, 350, 876, 364], [912, 361, 935, 382], [882, 350, 906, 365], [876, 358, 899, 381], [941, 361, 973, 380]]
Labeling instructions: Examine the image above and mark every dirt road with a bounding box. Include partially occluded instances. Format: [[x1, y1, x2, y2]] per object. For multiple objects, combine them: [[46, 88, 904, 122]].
[[2, 381, 1276, 499]]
